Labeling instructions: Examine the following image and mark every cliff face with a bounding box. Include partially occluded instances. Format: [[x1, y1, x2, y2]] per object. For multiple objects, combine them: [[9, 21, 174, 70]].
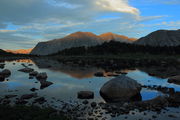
[[31, 31, 135, 55], [135, 29, 180, 46]]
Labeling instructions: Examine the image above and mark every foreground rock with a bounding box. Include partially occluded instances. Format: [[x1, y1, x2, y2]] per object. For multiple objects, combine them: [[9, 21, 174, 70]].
[[78, 91, 94, 99], [100, 75, 142, 102], [168, 75, 180, 85]]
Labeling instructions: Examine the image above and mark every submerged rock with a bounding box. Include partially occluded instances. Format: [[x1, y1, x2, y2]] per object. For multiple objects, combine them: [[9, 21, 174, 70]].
[[168, 75, 180, 85], [77, 91, 94, 99], [100, 75, 142, 102], [18, 67, 34, 73]]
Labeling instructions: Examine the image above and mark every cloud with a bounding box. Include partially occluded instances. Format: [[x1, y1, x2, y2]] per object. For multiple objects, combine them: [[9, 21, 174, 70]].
[[0, 0, 177, 49], [95, 0, 140, 15]]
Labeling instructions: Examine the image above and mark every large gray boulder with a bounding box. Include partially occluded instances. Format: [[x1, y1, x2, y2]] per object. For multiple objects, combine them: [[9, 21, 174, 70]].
[[100, 75, 142, 102]]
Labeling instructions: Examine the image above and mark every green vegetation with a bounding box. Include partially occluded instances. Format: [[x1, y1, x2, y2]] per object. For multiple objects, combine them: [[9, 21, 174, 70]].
[[0, 105, 69, 120]]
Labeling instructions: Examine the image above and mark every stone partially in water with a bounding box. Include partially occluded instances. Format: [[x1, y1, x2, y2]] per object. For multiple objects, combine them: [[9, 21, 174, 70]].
[[40, 81, 53, 89], [36, 72, 48, 80], [29, 71, 38, 76], [0, 75, 5, 82], [18, 67, 34, 73], [168, 75, 180, 85], [94, 72, 104, 77], [77, 91, 94, 99], [0, 63, 5, 69], [0, 69, 11, 78], [100, 75, 142, 102], [20, 93, 37, 100]]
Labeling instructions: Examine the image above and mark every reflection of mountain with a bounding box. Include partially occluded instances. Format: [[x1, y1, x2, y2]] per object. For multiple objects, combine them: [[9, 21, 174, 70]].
[[31, 58, 104, 79], [135, 29, 180, 46], [5, 48, 32, 54], [31, 31, 137, 55]]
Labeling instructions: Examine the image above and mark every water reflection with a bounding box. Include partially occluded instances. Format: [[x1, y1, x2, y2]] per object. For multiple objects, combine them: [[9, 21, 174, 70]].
[[0, 58, 180, 103]]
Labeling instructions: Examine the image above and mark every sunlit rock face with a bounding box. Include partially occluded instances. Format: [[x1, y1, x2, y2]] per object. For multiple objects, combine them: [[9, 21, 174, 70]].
[[5, 48, 33, 54], [30, 32, 103, 55], [135, 29, 180, 46], [30, 31, 137, 55], [99, 32, 137, 43]]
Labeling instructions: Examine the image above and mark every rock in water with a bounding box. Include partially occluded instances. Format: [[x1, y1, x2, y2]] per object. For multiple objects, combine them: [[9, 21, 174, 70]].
[[0, 69, 11, 77], [100, 75, 142, 102], [77, 91, 94, 99], [0, 75, 5, 82], [18, 68, 34, 73], [29, 71, 38, 76], [168, 75, 180, 85], [40, 81, 53, 89], [36, 72, 48, 80]]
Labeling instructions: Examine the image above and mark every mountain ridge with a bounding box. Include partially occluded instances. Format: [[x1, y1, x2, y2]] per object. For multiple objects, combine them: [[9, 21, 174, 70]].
[[30, 31, 136, 55], [135, 29, 180, 46]]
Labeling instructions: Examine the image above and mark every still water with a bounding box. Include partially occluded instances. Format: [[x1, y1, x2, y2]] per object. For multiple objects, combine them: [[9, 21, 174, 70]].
[[1, 59, 180, 103]]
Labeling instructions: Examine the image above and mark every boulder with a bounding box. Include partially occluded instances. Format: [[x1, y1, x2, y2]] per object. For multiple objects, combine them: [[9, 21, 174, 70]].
[[0, 75, 5, 82], [168, 75, 180, 85], [34, 97, 46, 104], [20, 93, 37, 100], [0, 69, 11, 77], [29, 71, 38, 76], [40, 81, 53, 89], [36, 72, 48, 80], [100, 75, 142, 102], [77, 91, 94, 99], [18, 68, 34, 73]]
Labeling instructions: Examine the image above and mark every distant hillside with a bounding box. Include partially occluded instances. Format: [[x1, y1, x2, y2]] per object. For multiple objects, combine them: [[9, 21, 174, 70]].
[[54, 40, 180, 56], [5, 48, 33, 54], [135, 29, 180, 46], [30, 31, 136, 55]]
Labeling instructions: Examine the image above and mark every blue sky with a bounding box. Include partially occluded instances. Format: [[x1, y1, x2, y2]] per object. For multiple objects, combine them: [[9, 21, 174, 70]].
[[0, 0, 180, 49]]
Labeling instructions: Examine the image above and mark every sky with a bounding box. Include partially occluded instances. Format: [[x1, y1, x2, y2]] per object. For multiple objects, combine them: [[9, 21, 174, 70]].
[[0, 0, 180, 49]]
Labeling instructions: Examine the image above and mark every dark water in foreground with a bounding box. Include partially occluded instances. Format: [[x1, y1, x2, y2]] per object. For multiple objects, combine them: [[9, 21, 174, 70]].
[[0, 59, 180, 119]]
